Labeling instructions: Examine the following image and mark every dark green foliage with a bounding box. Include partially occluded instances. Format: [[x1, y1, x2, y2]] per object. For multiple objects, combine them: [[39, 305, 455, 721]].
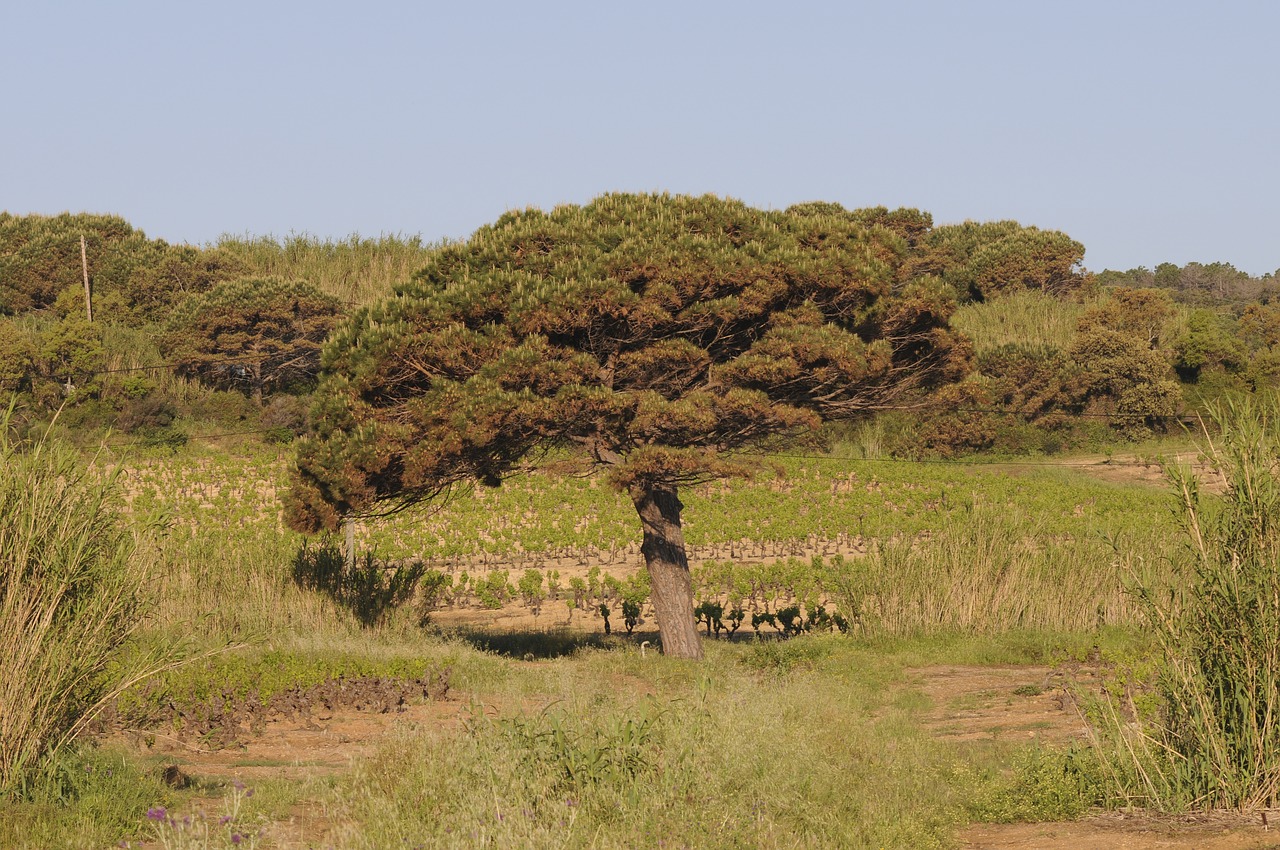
[[1068, 292, 1181, 435], [1173, 310, 1247, 383], [289, 543, 428, 628], [622, 599, 642, 634], [936, 286, 1184, 443], [38, 317, 105, 402], [694, 600, 725, 637], [979, 343, 1087, 425], [1237, 303, 1280, 391], [0, 320, 36, 394], [161, 277, 342, 399]]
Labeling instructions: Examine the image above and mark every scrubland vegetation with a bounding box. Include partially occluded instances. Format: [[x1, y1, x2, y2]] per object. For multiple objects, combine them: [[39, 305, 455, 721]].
[[4, 200, 1280, 847]]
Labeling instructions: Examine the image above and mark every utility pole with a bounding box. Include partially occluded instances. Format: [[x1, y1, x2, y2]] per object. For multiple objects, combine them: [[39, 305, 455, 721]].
[[344, 516, 356, 572], [80, 235, 93, 322]]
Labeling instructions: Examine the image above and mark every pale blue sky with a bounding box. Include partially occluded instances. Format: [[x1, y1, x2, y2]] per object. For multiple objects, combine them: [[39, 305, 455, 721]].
[[3, 1, 1277, 274]]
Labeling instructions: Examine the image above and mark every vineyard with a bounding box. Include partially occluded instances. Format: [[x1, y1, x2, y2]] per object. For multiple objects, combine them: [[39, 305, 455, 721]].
[[102, 441, 1183, 642]]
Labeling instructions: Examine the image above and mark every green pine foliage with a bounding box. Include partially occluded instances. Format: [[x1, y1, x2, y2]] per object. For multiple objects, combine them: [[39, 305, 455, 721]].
[[287, 193, 974, 531], [160, 277, 343, 398]]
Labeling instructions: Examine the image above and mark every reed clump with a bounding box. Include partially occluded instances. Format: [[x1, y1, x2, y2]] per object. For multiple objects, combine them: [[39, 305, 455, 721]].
[[0, 417, 151, 797], [1088, 397, 1280, 810]]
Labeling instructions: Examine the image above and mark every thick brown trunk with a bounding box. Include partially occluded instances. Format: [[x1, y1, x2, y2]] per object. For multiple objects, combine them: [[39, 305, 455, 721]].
[[631, 485, 703, 660]]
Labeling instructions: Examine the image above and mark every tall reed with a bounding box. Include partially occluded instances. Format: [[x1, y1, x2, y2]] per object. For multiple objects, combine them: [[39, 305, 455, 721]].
[[0, 416, 151, 797], [1088, 397, 1280, 810]]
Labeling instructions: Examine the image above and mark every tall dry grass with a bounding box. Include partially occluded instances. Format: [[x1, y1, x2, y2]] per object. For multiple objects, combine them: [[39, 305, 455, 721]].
[[951, 289, 1099, 355], [854, 501, 1172, 635], [214, 233, 443, 306]]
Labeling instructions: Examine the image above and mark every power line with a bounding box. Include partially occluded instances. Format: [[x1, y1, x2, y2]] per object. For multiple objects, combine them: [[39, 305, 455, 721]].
[[760, 451, 1178, 469], [42, 350, 321, 378]]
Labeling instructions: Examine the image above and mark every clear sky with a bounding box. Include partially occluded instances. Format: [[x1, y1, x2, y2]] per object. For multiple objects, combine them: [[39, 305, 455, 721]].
[[3, 1, 1277, 274]]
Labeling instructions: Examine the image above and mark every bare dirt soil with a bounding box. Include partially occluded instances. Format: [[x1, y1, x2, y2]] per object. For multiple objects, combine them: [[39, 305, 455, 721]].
[[960, 815, 1280, 850], [905, 665, 1278, 850], [1054, 451, 1222, 493], [910, 664, 1091, 745], [112, 660, 1280, 849]]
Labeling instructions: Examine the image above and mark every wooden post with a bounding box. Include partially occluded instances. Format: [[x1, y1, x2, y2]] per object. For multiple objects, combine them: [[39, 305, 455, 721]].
[[80, 235, 92, 322], [344, 517, 356, 571]]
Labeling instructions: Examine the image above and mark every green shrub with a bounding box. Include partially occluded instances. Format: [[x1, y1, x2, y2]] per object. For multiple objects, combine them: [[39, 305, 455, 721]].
[[966, 747, 1106, 822], [0, 420, 151, 797]]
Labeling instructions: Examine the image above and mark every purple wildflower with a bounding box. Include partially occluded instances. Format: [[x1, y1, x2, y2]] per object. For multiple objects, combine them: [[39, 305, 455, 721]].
[[231, 834, 243, 845], [146, 807, 167, 822]]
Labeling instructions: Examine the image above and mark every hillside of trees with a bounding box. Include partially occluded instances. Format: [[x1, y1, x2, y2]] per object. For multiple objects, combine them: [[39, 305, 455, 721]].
[[1, 206, 1276, 457]]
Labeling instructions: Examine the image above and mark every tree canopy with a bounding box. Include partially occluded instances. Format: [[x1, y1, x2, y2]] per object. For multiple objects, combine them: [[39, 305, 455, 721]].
[[160, 277, 342, 399], [287, 193, 973, 657], [914, 220, 1087, 301]]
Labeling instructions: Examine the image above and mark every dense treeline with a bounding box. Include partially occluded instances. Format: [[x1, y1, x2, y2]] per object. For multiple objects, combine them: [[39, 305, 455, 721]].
[[1096, 261, 1280, 306], [0, 206, 1275, 455], [0, 213, 435, 443]]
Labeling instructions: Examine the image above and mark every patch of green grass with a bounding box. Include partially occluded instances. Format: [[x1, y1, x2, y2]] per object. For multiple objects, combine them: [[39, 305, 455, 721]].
[[308, 634, 1120, 849], [117, 643, 456, 717], [0, 746, 172, 850], [963, 746, 1107, 823]]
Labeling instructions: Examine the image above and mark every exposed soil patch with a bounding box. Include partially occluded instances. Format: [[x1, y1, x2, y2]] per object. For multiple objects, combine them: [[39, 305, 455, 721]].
[[100, 669, 451, 752], [911, 665, 1277, 850], [1054, 452, 1222, 494], [117, 696, 460, 782], [960, 812, 1280, 849], [909, 664, 1093, 744], [110, 675, 461, 849]]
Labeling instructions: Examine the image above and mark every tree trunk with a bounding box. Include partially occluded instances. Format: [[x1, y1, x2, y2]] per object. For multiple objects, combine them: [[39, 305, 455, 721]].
[[631, 485, 703, 660]]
